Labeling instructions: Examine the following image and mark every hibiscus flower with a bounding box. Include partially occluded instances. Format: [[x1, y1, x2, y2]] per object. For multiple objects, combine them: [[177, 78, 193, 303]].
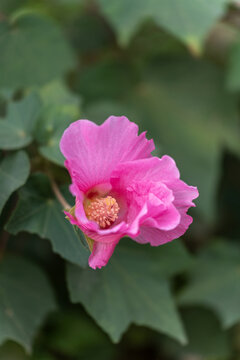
[[60, 116, 198, 269]]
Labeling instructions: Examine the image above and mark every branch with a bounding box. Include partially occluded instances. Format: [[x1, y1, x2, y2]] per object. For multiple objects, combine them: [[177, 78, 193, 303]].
[[49, 175, 71, 210]]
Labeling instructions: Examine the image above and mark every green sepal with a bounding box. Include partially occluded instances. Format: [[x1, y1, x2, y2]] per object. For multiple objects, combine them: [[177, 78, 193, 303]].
[[66, 205, 94, 253], [84, 235, 94, 253]]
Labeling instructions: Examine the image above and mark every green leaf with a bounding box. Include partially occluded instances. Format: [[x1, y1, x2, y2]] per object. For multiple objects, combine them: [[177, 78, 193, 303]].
[[98, 0, 228, 52], [38, 80, 80, 115], [179, 241, 240, 329], [0, 256, 56, 352], [57, 0, 86, 4], [45, 310, 116, 359], [132, 59, 240, 220], [181, 307, 230, 358], [128, 22, 187, 64], [68, 12, 114, 55], [227, 38, 240, 91], [0, 0, 23, 15], [0, 93, 41, 150], [0, 151, 30, 215], [35, 80, 81, 166], [163, 307, 231, 359], [0, 13, 75, 89], [75, 58, 138, 103], [142, 240, 193, 278], [36, 114, 69, 166], [0, 88, 15, 102], [0, 341, 29, 360], [6, 174, 89, 268], [67, 240, 188, 344]]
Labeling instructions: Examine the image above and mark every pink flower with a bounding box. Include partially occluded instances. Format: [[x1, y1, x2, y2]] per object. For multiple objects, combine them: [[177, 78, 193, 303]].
[[60, 116, 198, 269]]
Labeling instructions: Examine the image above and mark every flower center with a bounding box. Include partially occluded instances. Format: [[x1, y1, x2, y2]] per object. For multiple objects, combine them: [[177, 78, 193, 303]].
[[85, 196, 120, 228]]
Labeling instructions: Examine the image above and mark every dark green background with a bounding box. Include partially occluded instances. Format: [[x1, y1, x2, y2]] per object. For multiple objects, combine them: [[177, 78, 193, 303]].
[[0, 0, 240, 359]]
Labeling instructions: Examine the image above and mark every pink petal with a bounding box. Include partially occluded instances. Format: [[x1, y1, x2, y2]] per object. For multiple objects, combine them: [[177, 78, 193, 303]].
[[135, 209, 193, 246], [148, 204, 181, 231], [145, 184, 175, 219], [125, 203, 148, 237], [89, 240, 119, 269], [60, 116, 154, 192], [111, 156, 180, 190], [170, 179, 199, 208]]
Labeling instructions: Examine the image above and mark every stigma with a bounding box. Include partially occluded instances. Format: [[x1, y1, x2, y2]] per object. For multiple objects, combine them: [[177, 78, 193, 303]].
[[85, 196, 120, 228]]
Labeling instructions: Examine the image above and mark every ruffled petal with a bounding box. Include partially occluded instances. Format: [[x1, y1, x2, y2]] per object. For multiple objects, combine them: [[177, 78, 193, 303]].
[[89, 240, 119, 269], [111, 156, 180, 190], [135, 209, 193, 246], [170, 179, 199, 208], [149, 204, 181, 230], [60, 116, 154, 192], [110, 157, 198, 246]]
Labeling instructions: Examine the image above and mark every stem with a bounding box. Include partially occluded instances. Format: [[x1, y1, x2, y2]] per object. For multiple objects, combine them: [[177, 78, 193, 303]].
[[49, 175, 71, 210]]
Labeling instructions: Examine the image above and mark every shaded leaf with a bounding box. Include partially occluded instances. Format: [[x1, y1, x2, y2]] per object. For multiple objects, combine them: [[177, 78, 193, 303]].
[[142, 240, 193, 278], [0, 0, 23, 15], [0, 93, 41, 150], [135, 60, 240, 220], [46, 310, 116, 359], [0, 256, 56, 352], [68, 12, 114, 54], [114, 240, 193, 279], [179, 241, 240, 329], [67, 240, 188, 344], [128, 22, 187, 64], [6, 174, 89, 267], [98, 0, 228, 52], [0, 13, 75, 89], [75, 58, 138, 103], [38, 80, 80, 114], [163, 307, 231, 359], [0, 151, 30, 215], [0, 342, 29, 360], [227, 38, 240, 91], [35, 81, 81, 166], [57, 0, 85, 4]]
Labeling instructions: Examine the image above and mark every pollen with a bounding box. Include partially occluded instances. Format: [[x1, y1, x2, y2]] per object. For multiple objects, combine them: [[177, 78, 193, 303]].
[[85, 196, 120, 228]]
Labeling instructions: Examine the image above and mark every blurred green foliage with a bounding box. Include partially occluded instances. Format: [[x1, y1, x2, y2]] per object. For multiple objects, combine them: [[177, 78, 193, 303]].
[[1, 0, 240, 359]]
